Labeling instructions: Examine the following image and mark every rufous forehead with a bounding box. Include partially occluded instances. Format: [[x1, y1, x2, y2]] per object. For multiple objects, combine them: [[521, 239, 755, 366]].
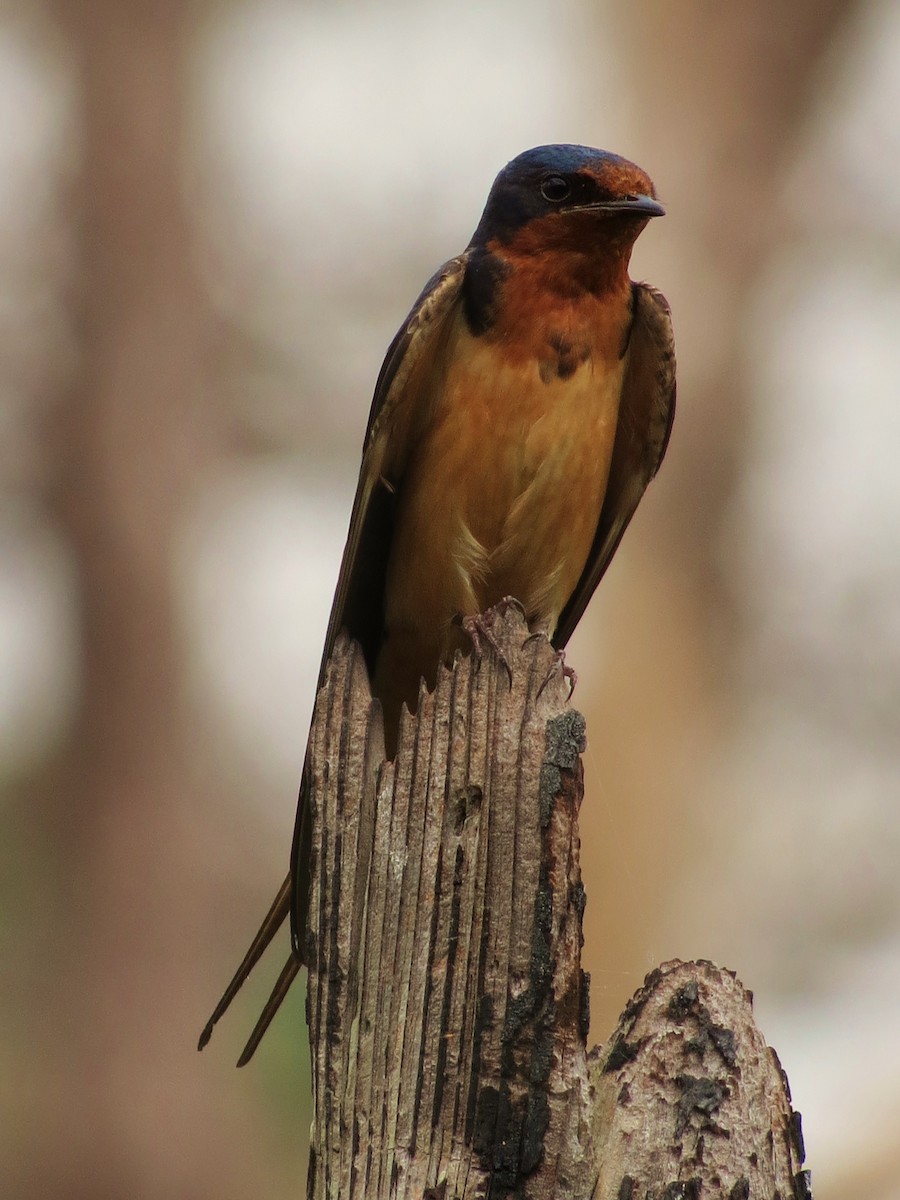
[[581, 160, 656, 198]]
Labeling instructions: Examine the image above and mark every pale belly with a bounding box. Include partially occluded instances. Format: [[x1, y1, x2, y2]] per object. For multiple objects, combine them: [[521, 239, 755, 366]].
[[372, 319, 625, 729]]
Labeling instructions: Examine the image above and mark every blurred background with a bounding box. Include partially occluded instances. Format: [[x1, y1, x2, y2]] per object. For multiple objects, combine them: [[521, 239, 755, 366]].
[[1, 0, 898, 1196]]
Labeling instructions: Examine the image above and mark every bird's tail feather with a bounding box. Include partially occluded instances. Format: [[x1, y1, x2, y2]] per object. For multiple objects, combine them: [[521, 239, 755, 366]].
[[197, 872, 293, 1058], [236, 953, 301, 1067]]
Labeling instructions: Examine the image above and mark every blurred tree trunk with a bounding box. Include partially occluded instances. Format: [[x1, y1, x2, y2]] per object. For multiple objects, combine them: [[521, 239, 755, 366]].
[[579, 0, 859, 1038], [17, 4, 285, 1198]]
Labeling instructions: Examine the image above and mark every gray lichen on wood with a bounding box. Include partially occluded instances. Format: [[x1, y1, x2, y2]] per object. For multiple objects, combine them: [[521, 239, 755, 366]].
[[304, 606, 810, 1200]]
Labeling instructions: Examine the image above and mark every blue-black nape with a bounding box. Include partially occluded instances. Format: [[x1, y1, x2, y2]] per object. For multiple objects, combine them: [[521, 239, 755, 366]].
[[469, 144, 637, 248]]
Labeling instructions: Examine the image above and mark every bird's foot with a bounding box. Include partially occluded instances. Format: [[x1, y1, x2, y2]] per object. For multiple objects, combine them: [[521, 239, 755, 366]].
[[494, 595, 526, 620], [456, 602, 521, 688], [536, 646, 577, 701]]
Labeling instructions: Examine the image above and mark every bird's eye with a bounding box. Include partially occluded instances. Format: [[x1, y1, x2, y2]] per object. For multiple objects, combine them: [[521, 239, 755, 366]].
[[540, 175, 571, 203]]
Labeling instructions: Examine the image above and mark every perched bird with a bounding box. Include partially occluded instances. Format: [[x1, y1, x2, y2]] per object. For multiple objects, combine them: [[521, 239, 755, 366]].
[[199, 144, 675, 1065]]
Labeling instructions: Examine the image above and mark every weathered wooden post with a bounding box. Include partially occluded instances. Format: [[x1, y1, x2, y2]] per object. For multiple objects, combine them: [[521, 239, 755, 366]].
[[305, 606, 810, 1199]]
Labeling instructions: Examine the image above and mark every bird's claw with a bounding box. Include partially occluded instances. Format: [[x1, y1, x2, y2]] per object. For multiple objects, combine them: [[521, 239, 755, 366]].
[[494, 595, 526, 620], [536, 647, 577, 701], [456, 605, 516, 688]]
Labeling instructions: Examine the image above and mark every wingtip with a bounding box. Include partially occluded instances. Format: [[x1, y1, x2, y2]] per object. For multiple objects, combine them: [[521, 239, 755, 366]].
[[197, 1021, 214, 1052]]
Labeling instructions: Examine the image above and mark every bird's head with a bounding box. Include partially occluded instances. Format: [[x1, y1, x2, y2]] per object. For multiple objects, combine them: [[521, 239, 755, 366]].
[[470, 144, 664, 258]]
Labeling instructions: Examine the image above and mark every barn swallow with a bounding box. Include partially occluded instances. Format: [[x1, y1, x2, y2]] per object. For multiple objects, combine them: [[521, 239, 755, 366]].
[[199, 144, 675, 1065]]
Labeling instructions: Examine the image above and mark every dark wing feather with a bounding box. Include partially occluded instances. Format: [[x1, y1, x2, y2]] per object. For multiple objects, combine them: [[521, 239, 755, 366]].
[[291, 255, 467, 943], [553, 282, 675, 649], [199, 254, 467, 1063], [319, 254, 468, 681]]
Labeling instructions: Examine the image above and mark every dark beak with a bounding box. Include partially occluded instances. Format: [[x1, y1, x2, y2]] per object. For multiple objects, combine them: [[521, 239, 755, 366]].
[[567, 194, 665, 219]]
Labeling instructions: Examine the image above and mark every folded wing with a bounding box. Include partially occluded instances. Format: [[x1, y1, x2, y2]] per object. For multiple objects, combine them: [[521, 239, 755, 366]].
[[553, 282, 675, 649]]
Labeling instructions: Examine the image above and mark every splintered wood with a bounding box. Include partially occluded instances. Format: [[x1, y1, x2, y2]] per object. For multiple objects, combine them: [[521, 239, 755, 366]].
[[305, 607, 590, 1200], [304, 606, 810, 1200]]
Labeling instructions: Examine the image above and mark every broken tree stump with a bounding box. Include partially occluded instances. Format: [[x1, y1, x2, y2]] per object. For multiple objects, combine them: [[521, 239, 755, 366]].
[[304, 605, 810, 1199]]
